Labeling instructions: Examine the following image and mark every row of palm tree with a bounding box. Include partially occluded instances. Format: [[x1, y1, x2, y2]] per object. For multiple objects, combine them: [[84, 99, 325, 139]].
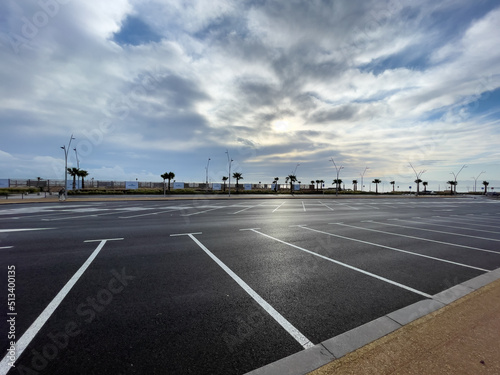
[[66, 167, 89, 190]]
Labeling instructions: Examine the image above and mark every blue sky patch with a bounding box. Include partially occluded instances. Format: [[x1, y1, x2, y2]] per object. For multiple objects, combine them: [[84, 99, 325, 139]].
[[113, 16, 161, 46]]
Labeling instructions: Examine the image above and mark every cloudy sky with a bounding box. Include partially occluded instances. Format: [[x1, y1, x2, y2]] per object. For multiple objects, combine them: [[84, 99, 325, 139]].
[[1, 0, 499, 191]]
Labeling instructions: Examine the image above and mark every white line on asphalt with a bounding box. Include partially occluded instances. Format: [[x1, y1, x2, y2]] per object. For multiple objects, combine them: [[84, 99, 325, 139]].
[[355, 222, 499, 255], [0, 240, 112, 374], [181, 206, 227, 216], [248, 229, 432, 298], [375, 220, 500, 242], [395, 218, 500, 236], [325, 224, 489, 271], [239, 228, 261, 231], [0, 246, 13, 249], [233, 206, 255, 214], [448, 215, 500, 229], [84, 238, 124, 242], [0, 228, 54, 233], [318, 201, 334, 211], [41, 211, 124, 221], [176, 233, 314, 350], [272, 202, 286, 212], [170, 232, 203, 236], [302, 201, 306, 212], [119, 209, 180, 219]]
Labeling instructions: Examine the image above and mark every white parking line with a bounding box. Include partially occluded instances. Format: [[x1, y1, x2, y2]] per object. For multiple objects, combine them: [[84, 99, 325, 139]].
[[302, 201, 306, 212], [348, 222, 500, 255], [41, 211, 123, 221], [181, 206, 227, 216], [0, 239, 120, 373], [233, 206, 255, 214], [247, 229, 432, 298], [380, 220, 500, 242], [272, 202, 286, 212], [0, 228, 54, 233], [448, 215, 500, 229], [0, 246, 13, 249], [318, 201, 334, 211], [395, 218, 500, 236], [170, 233, 314, 350], [119, 209, 180, 219]]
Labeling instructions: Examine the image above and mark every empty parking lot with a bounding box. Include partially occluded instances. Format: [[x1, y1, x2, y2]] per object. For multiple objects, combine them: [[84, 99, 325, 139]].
[[1, 196, 500, 374]]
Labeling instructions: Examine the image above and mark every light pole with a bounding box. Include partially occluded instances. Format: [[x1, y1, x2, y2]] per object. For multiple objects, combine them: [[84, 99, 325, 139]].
[[329, 158, 344, 196], [205, 158, 211, 193], [360, 167, 369, 192], [293, 163, 300, 175], [226, 150, 233, 198], [60, 134, 75, 199], [472, 171, 485, 193], [450, 164, 467, 195], [73, 147, 80, 189], [409, 162, 426, 196]]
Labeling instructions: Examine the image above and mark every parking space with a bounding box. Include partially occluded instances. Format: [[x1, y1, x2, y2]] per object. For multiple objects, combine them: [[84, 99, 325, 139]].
[[1, 197, 499, 374]]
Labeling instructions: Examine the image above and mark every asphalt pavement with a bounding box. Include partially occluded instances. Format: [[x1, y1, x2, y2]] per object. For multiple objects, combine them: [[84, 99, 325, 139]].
[[0, 196, 499, 374]]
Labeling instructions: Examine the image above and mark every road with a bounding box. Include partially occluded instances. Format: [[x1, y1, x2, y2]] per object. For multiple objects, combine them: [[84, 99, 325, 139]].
[[1, 196, 499, 374]]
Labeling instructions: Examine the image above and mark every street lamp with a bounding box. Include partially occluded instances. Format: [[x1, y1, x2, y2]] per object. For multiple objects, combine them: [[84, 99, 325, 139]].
[[409, 162, 426, 196], [74, 147, 80, 189], [360, 167, 369, 192], [205, 158, 211, 193], [329, 158, 344, 196], [293, 163, 300, 175], [472, 171, 485, 193], [60, 134, 75, 200], [450, 164, 467, 195], [225, 150, 233, 198]]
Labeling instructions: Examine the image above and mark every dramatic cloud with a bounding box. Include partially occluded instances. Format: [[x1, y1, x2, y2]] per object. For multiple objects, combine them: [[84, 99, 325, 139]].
[[1, 0, 499, 190]]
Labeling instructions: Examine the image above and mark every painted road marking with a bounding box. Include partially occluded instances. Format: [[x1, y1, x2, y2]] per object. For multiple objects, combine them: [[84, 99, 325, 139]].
[[302, 201, 306, 212], [170, 233, 314, 350], [0, 228, 54, 233], [0, 239, 121, 373], [84, 238, 124, 242], [0, 246, 13, 249], [324, 224, 489, 271], [233, 206, 255, 214], [181, 206, 227, 216], [379, 220, 500, 242], [247, 229, 432, 298], [318, 201, 334, 211], [354, 222, 499, 255], [395, 218, 500, 236], [119, 209, 181, 219], [272, 202, 286, 212], [41, 211, 124, 221]]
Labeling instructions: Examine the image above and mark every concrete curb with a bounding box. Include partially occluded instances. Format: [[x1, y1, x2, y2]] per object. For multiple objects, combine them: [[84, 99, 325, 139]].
[[245, 267, 500, 375]]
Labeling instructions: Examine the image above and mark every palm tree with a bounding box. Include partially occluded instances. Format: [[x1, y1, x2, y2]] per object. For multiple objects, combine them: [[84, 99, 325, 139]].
[[316, 179, 320, 190], [67, 167, 79, 190], [232, 172, 243, 192], [372, 179, 381, 194], [414, 178, 422, 196], [333, 179, 342, 193], [483, 181, 489, 195], [352, 179, 358, 192], [161, 172, 169, 195], [423, 181, 428, 193], [390, 181, 395, 193], [310, 180, 315, 190], [274, 177, 279, 192], [78, 170, 89, 189], [167, 172, 175, 192], [320, 180, 325, 190], [222, 176, 228, 192], [287, 174, 297, 194]]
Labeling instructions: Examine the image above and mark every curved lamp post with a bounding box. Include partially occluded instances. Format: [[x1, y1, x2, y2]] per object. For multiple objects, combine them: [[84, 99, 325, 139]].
[[60, 134, 75, 199]]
